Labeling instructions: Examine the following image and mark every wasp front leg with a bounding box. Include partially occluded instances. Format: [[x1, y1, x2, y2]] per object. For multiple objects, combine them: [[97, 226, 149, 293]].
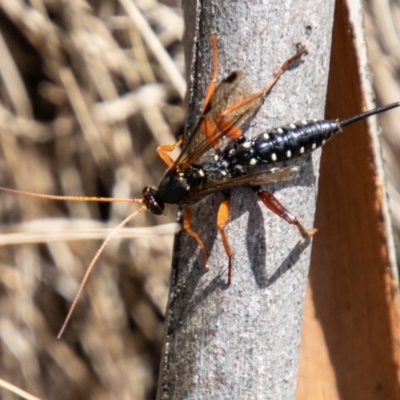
[[202, 33, 219, 113], [157, 34, 220, 166], [182, 206, 209, 270], [156, 137, 183, 168], [256, 188, 317, 239], [182, 195, 234, 285]]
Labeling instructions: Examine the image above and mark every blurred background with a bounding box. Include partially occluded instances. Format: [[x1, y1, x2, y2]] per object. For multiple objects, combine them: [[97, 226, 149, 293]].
[[365, 0, 400, 262], [0, 1, 398, 399]]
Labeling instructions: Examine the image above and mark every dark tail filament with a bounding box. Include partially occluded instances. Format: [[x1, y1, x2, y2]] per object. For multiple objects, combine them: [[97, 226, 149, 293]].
[[340, 102, 400, 128]]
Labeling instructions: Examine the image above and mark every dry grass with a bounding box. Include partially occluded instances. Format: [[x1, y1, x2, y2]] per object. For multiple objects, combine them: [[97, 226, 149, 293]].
[[0, 1, 184, 399], [365, 0, 400, 263]]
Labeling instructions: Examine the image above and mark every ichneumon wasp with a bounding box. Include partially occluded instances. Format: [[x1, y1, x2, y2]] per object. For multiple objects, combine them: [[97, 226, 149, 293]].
[[1, 33, 399, 338]]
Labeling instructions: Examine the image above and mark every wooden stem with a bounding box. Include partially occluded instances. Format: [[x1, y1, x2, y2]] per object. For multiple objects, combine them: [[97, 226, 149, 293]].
[[157, 0, 335, 398]]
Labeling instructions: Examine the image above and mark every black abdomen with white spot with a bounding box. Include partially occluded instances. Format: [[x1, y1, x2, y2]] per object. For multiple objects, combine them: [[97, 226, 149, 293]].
[[227, 119, 339, 167], [198, 103, 400, 182], [222, 100, 400, 170], [199, 119, 343, 181]]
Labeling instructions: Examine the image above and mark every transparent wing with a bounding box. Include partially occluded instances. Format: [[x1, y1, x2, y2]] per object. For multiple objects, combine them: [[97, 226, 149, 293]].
[[173, 71, 264, 170], [184, 166, 299, 204]]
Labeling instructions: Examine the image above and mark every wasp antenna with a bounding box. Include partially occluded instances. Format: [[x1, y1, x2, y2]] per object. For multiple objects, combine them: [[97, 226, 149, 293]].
[[57, 205, 147, 339], [0, 186, 143, 204], [340, 101, 400, 128]]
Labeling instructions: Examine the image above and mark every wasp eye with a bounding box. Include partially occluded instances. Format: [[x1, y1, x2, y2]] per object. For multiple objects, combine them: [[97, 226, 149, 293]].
[[142, 187, 165, 215]]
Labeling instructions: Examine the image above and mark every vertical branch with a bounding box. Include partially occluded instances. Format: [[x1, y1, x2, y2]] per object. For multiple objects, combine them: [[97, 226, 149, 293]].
[[158, 0, 335, 398]]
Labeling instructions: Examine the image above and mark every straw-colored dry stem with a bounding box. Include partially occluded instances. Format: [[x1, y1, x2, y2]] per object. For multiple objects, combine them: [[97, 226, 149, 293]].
[[0, 1, 183, 399]]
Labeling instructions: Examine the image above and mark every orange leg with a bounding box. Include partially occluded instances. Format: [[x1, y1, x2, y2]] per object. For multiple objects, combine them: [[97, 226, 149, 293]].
[[217, 43, 307, 119], [183, 206, 209, 269], [217, 195, 233, 285], [156, 137, 183, 168], [202, 33, 219, 113], [257, 189, 317, 239]]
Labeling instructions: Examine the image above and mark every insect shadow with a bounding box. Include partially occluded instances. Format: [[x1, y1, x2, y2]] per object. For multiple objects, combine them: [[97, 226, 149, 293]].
[[165, 181, 312, 333], [172, 158, 315, 302], [246, 191, 313, 287]]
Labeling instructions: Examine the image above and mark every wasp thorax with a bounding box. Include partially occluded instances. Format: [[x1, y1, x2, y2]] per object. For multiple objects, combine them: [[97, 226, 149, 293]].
[[142, 186, 165, 215], [157, 168, 205, 205], [156, 170, 189, 204]]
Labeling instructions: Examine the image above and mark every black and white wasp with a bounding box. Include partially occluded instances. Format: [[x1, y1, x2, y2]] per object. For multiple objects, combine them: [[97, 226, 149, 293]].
[[1, 34, 399, 337]]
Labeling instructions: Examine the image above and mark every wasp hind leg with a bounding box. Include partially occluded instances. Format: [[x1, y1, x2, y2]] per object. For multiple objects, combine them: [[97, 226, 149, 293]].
[[256, 188, 317, 239], [215, 43, 308, 123]]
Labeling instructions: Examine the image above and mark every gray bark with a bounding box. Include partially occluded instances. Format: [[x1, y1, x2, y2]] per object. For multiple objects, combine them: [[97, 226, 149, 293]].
[[157, 1, 335, 399]]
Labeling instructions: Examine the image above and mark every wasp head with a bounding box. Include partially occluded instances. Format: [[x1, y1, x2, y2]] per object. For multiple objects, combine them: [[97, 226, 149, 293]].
[[142, 187, 165, 215]]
